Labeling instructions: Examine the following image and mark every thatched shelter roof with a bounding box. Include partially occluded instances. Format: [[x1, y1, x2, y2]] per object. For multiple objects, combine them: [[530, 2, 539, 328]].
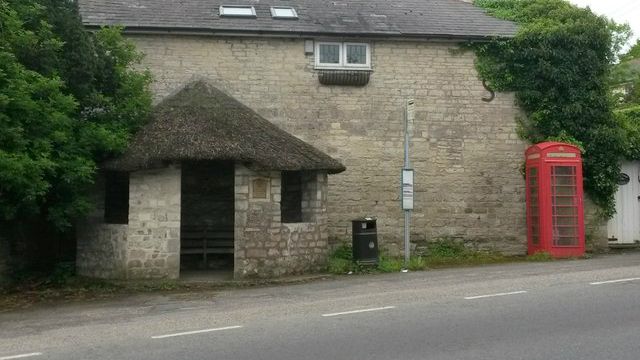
[[105, 79, 345, 174]]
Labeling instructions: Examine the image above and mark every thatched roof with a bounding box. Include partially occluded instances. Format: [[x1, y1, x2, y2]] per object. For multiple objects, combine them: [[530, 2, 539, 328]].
[[105, 80, 345, 174]]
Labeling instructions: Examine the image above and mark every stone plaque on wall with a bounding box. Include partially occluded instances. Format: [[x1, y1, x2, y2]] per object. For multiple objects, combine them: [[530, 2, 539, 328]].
[[251, 178, 270, 200]]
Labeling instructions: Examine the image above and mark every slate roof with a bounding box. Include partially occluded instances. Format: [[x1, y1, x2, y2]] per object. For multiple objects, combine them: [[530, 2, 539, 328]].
[[78, 0, 517, 40], [105, 79, 346, 173]]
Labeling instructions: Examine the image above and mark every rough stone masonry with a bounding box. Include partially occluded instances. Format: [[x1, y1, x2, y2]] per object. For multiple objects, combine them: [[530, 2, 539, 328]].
[[128, 35, 606, 254]]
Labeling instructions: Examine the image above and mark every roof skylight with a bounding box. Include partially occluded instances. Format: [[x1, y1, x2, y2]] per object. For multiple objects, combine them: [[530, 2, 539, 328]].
[[270, 6, 298, 19], [219, 5, 256, 17]]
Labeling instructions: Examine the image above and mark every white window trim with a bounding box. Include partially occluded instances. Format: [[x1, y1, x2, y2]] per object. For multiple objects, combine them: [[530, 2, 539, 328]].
[[270, 6, 298, 19], [314, 41, 371, 70], [315, 42, 343, 69], [343, 42, 371, 69], [219, 5, 256, 17]]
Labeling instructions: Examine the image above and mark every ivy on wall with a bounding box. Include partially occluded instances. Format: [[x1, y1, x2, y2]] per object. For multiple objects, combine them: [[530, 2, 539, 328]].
[[472, 0, 632, 217]]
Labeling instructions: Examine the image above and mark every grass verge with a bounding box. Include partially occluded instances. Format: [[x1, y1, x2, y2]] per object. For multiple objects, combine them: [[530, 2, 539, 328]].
[[328, 240, 564, 275]]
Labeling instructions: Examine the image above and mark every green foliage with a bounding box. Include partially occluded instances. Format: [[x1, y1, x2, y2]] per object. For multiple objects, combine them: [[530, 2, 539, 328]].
[[327, 257, 352, 274], [473, 0, 632, 217], [0, 0, 152, 229], [617, 106, 640, 159], [611, 40, 640, 112], [611, 38, 640, 159], [377, 255, 404, 272], [526, 251, 554, 261], [619, 39, 640, 63], [407, 256, 427, 271], [326, 240, 513, 275], [428, 239, 467, 258], [46, 261, 76, 285]]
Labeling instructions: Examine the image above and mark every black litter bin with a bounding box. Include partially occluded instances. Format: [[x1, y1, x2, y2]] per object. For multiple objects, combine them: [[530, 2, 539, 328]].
[[352, 218, 378, 265]]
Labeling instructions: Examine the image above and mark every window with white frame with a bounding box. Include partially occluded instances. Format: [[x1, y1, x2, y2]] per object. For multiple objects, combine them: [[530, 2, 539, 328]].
[[219, 5, 256, 17], [315, 42, 371, 69], [271, 6, 298, 19]]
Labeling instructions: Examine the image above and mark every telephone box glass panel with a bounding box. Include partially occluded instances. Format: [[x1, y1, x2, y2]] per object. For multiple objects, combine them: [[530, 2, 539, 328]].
[[551, 166, 579, 246], [528, 167, 540, 245]]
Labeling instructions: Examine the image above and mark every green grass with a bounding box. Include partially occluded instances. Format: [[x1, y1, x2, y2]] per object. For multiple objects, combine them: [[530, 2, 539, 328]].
[[327, 240, 527, 275], [526, 251, 554, 262]]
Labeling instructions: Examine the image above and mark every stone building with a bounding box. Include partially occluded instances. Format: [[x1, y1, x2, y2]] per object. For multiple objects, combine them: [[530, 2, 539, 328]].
[[77, 0, 608, 279], [77, 81, 344, 279]]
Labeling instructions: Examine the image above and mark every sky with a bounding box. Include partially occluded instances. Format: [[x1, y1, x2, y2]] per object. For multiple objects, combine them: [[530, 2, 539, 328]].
[[568, 0, 640, 47]]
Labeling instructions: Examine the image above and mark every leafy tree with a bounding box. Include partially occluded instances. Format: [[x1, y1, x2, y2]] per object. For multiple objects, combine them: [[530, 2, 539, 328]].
[[619, 39, 640, 63], [617, 106, 640, 159], [0, 0, 151, 232], [611, 40, 640, 107], [612, 41, 640, 161], [473, 0, 632, 216]]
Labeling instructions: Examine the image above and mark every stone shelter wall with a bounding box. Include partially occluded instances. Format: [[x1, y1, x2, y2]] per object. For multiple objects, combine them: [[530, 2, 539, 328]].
[[132, 35, 531, 254], [76, 174, 128, 279], [77, 166, 182, 279], [235, 164, 329, 278], [127, 166, 182, 279]]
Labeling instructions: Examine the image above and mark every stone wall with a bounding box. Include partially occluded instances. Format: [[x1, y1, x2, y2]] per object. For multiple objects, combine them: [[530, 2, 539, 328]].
[[584, 198, 608, 252], [76, 174, 128, 279], [127, 165, 182, 279], [131, 35, 531, 255], [235, 164, 329, 278]]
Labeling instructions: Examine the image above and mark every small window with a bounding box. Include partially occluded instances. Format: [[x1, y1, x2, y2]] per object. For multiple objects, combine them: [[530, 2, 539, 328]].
[[319, 43, 341, 65], [271, 6, 298, 19], [345, 43, 367, 66], [281, 171, 302, 223], [104, 171, 129, 224], [315, 42, 370, 69], [219, 5, 256, 17]]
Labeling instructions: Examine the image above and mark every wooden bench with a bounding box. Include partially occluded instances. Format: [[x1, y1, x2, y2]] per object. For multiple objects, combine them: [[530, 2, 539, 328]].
[[181, 227, 234, 263]]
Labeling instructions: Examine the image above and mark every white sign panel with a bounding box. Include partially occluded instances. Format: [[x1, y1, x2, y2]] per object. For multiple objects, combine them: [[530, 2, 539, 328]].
[[406, 99, 415, 123], [402, 169, 414, 210]]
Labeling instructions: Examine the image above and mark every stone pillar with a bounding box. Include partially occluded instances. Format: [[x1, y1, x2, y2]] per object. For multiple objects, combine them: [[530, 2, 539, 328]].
[[126, 165, 181, 279]]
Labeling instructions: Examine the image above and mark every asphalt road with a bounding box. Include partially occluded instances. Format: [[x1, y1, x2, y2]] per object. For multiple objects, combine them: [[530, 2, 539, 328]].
[[2, 253, 640, 360]]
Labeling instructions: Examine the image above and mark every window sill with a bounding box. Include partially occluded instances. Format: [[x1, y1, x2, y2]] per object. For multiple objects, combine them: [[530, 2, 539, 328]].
[[282, 222, 316, 231], [315, 65, 371, 71], [317, 69, 371, 86]]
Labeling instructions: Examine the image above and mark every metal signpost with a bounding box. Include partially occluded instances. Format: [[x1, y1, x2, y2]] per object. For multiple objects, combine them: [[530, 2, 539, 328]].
[[402, 99, 415, 270]]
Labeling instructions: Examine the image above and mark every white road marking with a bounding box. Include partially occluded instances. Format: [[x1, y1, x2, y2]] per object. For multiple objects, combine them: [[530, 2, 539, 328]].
[[0, 353, 43, 360], [178, 306, 208, 311], [590, 277, 640, 285], [464, 290, 528, 300], [151, 325, 243, 339], [322, 306, 396, 317]]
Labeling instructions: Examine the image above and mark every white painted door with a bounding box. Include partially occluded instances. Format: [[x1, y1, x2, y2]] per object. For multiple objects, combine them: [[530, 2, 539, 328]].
[[608, 161, 640, 244]]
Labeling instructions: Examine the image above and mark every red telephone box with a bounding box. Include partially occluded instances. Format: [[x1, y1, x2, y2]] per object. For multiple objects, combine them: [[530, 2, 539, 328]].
[[525, 142, 585, 257]]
